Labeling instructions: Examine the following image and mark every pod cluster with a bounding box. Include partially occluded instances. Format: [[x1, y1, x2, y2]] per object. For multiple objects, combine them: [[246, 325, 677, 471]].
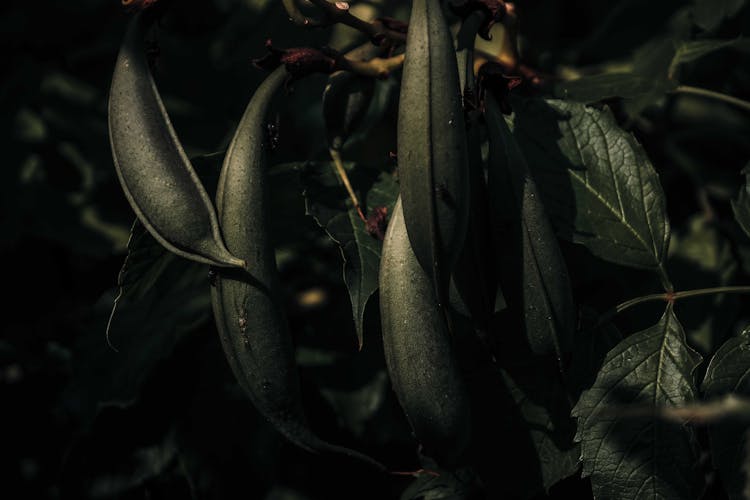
[[108, 14, 384, 471], [108, 0, 574, 475]]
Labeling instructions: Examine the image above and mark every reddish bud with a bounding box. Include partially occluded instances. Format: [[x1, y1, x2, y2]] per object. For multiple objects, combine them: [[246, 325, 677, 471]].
[[366, 206, 389, 240], [253, 40, 340, 81]]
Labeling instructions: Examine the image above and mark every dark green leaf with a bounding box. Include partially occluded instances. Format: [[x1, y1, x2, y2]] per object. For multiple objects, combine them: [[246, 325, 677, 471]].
[[693, 0, 747, 31], [401, 467, 483, 500], [670, 216, 739, 354], [670, 38, 750, 73], [732, 164, 750, 238], [702, 327, 750, 500], [500, 365, 580, 492], [301, 161, 398, 347], [572, 306, 703, 499], [64, 223, 210, 423], [464, 317, 579, 497], [569, 310, 623, 398], [554, 73, 677, 104], [107, 221, 181, 317], [513, 98, 672, 288]]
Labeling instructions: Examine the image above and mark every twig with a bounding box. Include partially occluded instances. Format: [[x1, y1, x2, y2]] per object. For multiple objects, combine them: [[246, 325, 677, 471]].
[[329, 149, 366, 221], [285, 0, 407, 46], [282, 0, 325, 26], [596, 285, 750, 327], [339, 52, 404, 78], [674, 85, 750, 114], [599, 395, 750, 424]]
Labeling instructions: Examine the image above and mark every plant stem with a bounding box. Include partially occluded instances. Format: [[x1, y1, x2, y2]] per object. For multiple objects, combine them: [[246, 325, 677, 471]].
[[674, 85, 750, 113], [597, 285, 750, 327], [284, 0, 407, 45], [329, 149, 366, 221], [340, 53, 404, 79], [282, 0, 325, 26], [672, 285, 750, 301]]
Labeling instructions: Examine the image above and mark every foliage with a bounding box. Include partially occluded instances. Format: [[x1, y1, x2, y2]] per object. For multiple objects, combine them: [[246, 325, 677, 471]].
[[4, 0, 750, 499]]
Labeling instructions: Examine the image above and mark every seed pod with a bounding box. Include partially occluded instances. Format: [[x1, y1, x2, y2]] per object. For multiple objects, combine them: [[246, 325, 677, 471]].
[[398, 0, 470, 303], [212, 67, 384, 471], [109, 14, 244, 269], [379, 198, 472, 466], [451, 9, 497, 334], [485, 93, 574, 359]]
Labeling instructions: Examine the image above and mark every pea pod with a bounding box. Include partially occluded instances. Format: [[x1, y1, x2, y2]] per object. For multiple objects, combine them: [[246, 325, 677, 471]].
[[379, 198, 471, 466], [108, 14, 244, 269], [398, 0, 470, 303], [485, 93, 574, 360], [212, 67, 385, 471]]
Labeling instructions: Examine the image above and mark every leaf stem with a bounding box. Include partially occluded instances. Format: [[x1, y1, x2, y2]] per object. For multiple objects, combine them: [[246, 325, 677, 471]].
[[339, 53, 405, 79], [284, 0, 407, 46], [282, 0, 325, 27], [329, 149, 366, 222], [672, 285, 750, 301], [674, 85, 750, 113], [597, 285, 750, 326]]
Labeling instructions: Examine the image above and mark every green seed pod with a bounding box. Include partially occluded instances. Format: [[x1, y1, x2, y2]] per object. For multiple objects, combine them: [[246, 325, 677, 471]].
[[109, 14, 244, 269], [212, 67, 384, 471], [451, 10, 497, 334], [379, 198, 472, 466], [485, 93, 574, 359], [398, 0, 470, 303]]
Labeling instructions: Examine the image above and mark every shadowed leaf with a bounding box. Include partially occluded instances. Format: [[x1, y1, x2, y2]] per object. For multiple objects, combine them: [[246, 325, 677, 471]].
[[702, 327, 750, 500], [513, 99, 672, 288], [572, 306, 703, 499], [301, 161, 398, 347]]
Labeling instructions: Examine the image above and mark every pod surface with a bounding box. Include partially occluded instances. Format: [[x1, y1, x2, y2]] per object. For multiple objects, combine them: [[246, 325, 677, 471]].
[[397, 0, 470, 301], [379, 198, 471, 466], [109, 14, 243, 268], [485, 94, 575, 358], [211, 67, 384, 471]]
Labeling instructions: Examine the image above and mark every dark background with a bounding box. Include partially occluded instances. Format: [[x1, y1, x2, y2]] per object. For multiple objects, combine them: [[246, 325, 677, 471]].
[[3, 0, 749, 498]]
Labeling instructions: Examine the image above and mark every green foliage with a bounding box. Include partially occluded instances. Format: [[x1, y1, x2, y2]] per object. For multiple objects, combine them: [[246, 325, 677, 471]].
[[6, 0, 750, 498], [572, 306, 704, 499], [302, 161, 399, 346], [702, 328, 750, 499], [513, 99, 672, 287]]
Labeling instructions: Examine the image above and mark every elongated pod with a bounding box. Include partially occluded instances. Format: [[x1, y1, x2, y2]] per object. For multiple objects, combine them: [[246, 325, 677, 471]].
[[212, 67, 384, 471], [451, 10, 497, 332], [485, 94, 574, 359], [109, 14, 244, 269], [398, 0, 470, 303], [379, 198, 471, 466]]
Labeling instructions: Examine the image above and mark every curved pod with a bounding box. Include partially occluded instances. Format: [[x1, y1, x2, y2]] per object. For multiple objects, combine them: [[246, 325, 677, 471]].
[[485, 94, 574, 358], [397, 0, 470, 302], [212, 67, 384, 471], [379, 198, 471, 466], [109, 14, 244, 269]]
